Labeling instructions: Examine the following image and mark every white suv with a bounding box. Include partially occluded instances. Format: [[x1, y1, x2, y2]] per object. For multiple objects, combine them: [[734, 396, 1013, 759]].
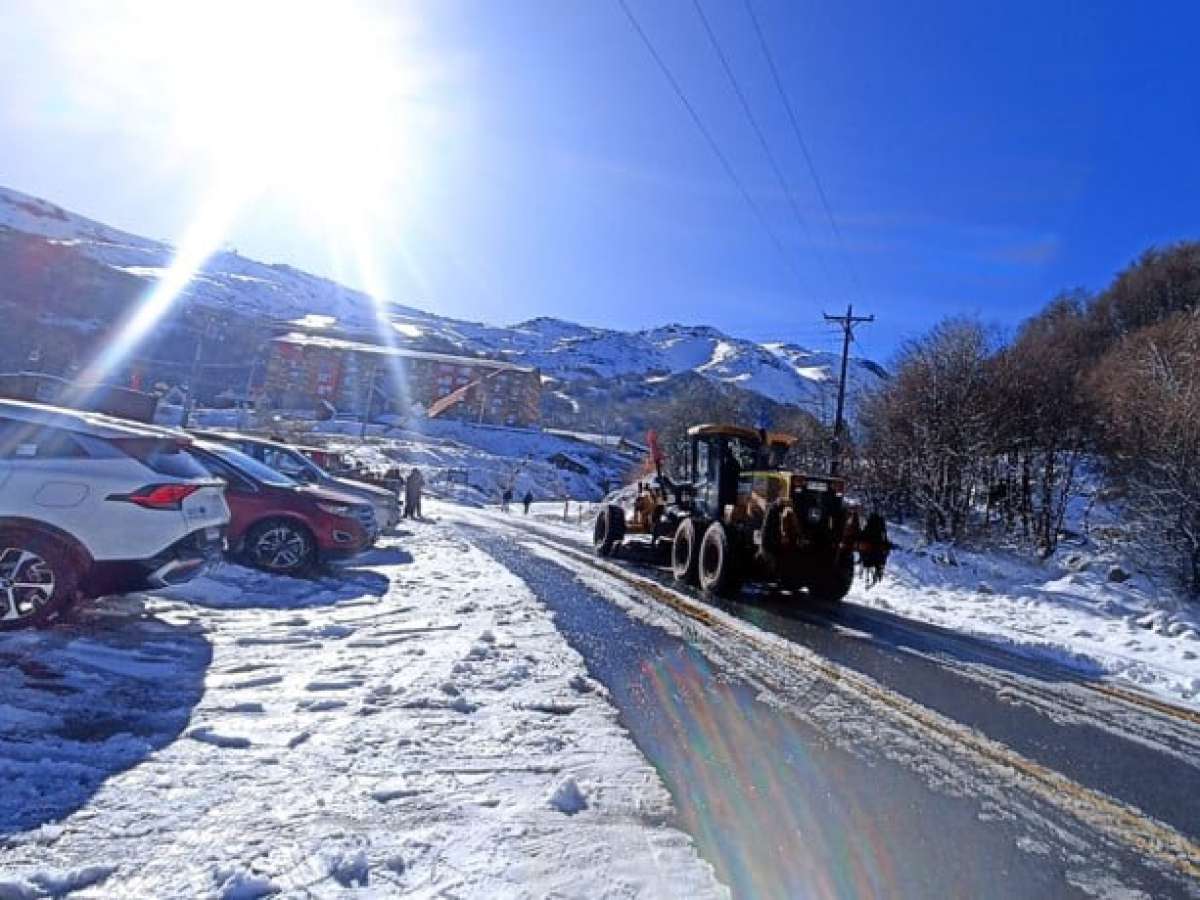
[[0, 399, 231, 629]]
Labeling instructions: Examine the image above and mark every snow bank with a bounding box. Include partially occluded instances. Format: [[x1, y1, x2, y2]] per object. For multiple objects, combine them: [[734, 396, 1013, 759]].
[[849, 527, 1200, 709]]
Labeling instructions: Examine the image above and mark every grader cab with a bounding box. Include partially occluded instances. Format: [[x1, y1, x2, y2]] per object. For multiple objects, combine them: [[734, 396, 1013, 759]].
[[592, 424, 889, 601]]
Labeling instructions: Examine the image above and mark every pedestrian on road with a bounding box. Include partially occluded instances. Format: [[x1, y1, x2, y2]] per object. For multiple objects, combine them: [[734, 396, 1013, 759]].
[[522, 490, 533, 515], [405, 467, 424, 519], [502, 488, 513, 512]]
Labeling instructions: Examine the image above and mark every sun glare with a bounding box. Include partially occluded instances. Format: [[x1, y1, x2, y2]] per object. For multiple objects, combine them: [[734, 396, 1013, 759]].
[[134, 1, 419, 227], [58, 0, 430, 387]]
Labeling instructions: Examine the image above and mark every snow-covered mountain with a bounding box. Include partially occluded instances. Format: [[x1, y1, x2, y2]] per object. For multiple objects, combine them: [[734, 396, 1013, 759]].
[[0, 185, 885, 424]]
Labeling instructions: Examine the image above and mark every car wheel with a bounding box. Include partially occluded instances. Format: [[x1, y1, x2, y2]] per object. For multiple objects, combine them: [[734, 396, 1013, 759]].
[[244, 520, 315, 575], [0, 529, 82, 631], [671, 518, 701, 585], [592, 504, 626, 557]]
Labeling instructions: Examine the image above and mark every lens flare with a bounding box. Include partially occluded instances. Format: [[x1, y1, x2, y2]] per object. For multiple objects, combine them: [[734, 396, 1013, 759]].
[[53, 1, 431, 402], [72, 183, 245, 394], [348, 221, 415, 424]]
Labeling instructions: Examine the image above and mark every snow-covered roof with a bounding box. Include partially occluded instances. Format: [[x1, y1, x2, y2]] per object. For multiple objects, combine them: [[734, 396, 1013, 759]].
[[272, 332, 537, 374]]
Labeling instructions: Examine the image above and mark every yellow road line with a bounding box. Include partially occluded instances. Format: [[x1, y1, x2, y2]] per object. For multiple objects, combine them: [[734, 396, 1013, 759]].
[[509, 511, 1200, 730], [1086, 681, 1200, 727], [523, 534, 1200, 880]]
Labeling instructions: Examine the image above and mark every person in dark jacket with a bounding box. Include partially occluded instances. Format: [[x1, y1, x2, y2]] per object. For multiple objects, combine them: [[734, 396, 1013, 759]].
[[522, 490, 533, 515], [501, 488, 513, 512], [405, 467, 424, 519]]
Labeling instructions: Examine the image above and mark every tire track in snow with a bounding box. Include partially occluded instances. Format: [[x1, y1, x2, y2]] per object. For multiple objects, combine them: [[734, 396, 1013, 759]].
[[493, 524, 1200, 884]]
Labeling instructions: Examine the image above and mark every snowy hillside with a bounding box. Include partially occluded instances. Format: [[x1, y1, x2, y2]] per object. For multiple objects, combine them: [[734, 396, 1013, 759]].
[[0, 185, 884, 419]]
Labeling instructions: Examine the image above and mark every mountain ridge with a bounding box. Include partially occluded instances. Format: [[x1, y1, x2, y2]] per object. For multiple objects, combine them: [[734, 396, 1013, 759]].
[[0, 184, 885, 425]]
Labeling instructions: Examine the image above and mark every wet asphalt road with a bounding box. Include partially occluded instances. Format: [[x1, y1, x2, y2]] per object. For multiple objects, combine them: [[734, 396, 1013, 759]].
[[466, 522, 1200, 900]]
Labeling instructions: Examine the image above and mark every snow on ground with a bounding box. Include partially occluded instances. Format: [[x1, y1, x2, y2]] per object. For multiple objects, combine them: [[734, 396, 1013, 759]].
[[851, 527, 1200, 709], [310, 419, 637, 503], [0, 502, 723, 899], [514, 503, 1200, 712]]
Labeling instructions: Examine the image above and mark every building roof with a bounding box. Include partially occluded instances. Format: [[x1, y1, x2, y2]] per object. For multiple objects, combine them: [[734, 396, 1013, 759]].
[[272, 332, 537, 374]]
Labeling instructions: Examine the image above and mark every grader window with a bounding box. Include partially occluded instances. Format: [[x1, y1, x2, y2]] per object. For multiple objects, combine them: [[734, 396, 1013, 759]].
[[694, 439, 710, 482], [726, 436, 760, 471]]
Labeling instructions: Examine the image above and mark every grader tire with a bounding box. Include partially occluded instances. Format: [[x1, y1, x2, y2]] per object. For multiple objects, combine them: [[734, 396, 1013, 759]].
[[697, 521, 741, 599], [593, 505, 626, 557], [671, 518, 701, 585], [808, 554, 855, 604]]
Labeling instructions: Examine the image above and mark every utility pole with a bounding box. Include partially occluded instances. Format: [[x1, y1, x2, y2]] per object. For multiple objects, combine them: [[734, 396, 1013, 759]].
[[240, 342, 268, 431], [181, 313, 218, 428], [359, 356, 379, 440], [823, 304, 874, 476]]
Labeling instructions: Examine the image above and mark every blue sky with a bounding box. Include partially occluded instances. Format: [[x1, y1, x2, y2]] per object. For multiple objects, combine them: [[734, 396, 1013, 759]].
[[1, 0, 1197, 362]]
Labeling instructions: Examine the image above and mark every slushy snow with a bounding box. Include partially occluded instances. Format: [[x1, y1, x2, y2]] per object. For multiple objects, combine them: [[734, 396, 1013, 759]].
[[0, 501, 724, 898]]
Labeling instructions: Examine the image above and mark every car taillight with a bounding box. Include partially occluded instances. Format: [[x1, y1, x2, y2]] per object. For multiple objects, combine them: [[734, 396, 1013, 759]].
[[111, 483, 201, 510]]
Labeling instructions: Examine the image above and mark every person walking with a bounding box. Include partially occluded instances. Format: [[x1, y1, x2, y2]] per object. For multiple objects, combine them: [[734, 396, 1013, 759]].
[[501, 487, 513, 512], [405, 467, 424, 519], [522, 490, 533, 515]]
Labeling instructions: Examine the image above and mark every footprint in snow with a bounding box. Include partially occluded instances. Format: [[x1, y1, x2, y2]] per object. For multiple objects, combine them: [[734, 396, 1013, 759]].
[[299, 698, 348, 712], [305, 679, 364, 691], [568, 674, 594, 694], [211, 702, 265, 714], [519, 700, 580, 716], [547, 777, 588, 815], [227, 674, 284, 690], [371, 780, 423, 803], [221, 662, 273, 675], [188, 726, 252, 749]]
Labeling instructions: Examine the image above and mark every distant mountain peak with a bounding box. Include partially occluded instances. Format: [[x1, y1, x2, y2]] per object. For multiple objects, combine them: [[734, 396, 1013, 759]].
[[0, 182, 886, 421]]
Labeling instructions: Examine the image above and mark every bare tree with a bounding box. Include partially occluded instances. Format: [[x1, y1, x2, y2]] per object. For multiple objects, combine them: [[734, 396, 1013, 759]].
[[861, 320, 997, 541], [1091, 310, 1200, 594], [992, 293, 1098, 554]]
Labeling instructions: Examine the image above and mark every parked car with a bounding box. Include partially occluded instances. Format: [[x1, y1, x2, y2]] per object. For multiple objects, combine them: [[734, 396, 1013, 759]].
[[292, 445, 349, 473], [187, 440, 376, 574], [190, 430, 400, 528], [0, 399, 229, 629]]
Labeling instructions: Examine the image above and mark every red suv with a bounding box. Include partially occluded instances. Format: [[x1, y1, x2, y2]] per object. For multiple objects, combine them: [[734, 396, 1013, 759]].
[[188, 440, 376, 574]]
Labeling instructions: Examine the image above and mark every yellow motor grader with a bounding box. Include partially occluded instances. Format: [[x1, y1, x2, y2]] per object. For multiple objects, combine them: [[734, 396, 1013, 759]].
[[592, 424, 889, 601]]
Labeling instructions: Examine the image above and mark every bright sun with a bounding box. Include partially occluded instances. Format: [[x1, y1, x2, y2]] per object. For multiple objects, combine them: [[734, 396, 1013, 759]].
[[87, 1, 424, 227], [58, 1, 434, 386]]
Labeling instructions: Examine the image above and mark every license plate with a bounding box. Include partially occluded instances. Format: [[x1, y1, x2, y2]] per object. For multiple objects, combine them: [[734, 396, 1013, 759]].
[[205, 526, 222, 541]]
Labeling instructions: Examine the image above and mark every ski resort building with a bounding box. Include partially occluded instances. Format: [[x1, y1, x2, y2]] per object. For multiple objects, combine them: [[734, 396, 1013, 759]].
[[263, 332, 542, 427]]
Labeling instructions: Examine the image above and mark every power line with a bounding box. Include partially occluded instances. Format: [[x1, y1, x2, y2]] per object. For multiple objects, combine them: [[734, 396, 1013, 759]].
[[742, 0, 865, 303], [615, 0, 805, 290], [689, 0, 835, 300]]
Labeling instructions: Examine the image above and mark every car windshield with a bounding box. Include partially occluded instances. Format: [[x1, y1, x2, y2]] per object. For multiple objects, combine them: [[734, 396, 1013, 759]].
[[208, 444, 296, 488], [278, 447, 329, 479]]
